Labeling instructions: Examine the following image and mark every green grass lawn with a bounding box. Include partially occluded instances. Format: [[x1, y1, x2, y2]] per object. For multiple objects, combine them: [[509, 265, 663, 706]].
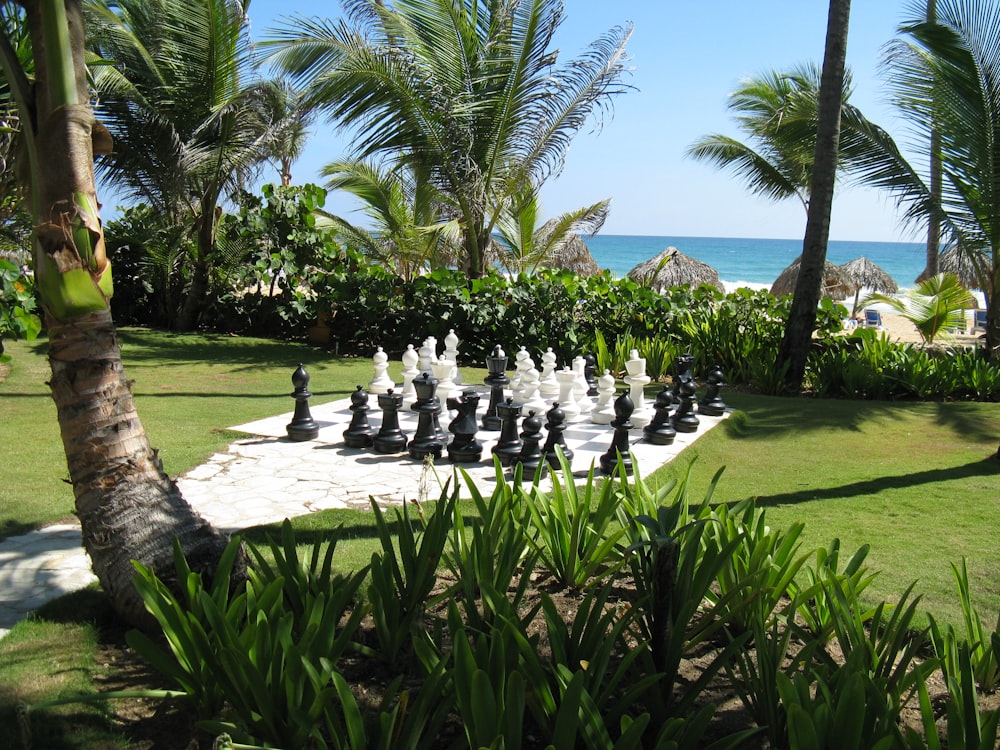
[[2, 328, 999, 626]]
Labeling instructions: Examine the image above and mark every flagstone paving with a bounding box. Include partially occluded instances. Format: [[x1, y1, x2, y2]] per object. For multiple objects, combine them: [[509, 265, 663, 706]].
[[0, 394, 728, 638]]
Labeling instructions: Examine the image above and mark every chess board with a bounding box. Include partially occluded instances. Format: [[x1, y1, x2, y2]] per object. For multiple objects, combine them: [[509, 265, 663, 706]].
[[230, 386, 729, 507]]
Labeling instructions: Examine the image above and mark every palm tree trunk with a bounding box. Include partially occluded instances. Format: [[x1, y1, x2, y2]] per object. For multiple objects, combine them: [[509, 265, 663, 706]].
[[48, 309, 232, 628], [13, 0, 236, 628], [175, 198, 218, 331], [778, 0, 851, 389]]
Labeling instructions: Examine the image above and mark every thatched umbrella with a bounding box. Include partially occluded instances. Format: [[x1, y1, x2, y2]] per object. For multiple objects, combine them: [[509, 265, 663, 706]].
[[538, 225, 601, 276], [929, 246, 990, 291], [769, 255, 856, 300], [840, 256, 898, 316], [626, 246, 724, 291]]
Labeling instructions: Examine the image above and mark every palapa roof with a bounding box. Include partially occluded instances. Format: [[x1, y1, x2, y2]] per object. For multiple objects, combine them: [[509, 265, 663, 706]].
[[769, 255, 856, 299], [626, 246, 724, 291], [839, 256, 898, 294], [924, 246, 990, 291], [537, 225, 601, 276]]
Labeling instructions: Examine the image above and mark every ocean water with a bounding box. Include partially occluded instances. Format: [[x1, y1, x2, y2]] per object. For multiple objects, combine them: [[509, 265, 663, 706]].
[[584, 235, 927, 291]]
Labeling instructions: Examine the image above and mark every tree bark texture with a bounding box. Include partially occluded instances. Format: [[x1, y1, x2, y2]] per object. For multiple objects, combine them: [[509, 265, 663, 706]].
[[778, 0, 851, 389], [21, 0, 236, 628], [47, 310, 232, 628]]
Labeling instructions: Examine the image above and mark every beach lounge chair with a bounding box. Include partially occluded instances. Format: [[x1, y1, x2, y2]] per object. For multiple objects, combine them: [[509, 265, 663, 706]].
[[972, 309, 987, 334], [863, 309, 884, 329]]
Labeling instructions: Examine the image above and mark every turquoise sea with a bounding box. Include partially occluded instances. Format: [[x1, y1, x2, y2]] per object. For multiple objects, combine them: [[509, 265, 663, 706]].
[[584, 235, 926, 291]]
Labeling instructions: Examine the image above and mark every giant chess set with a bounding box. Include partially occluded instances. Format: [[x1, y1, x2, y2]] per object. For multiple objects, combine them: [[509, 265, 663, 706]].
[[232, 330, 731, 497]]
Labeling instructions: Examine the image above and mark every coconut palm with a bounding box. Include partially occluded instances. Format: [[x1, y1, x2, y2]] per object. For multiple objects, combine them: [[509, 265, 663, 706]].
[[866, 272, 976, 343], [85, 0, 281, 330], [0, 0, 231, 627], [265, 0, 632, 278], [847, 0, 1000, 358], [492, 185, 609, 275], [776, 0, 853, 389], [322, 157, 459, 280], [687, 62, 862, 213]]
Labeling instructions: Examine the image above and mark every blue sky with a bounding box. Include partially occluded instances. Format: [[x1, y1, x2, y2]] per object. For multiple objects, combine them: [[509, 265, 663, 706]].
[[245, 0, 924, 243]]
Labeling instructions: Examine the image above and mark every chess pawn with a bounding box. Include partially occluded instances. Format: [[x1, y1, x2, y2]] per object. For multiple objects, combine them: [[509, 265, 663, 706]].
[[418, 340, 435, 375], [444, 328, 462, 384], [510, 345, 530, 393], [343, 385, 375, 448], [591, 369, 616, 425], [643, 386, 677, 445], [542, 401, 574, 468], [369, 346, 396, 394], [600, 390, 635, 475], [539, 348, 560, 400], [447, 389, 482, 462], [671, 377, 700, 433], [671, 353, 695, 404], [409, 372, 445, 459], [432, 355, 457, 405], [286, 363, 320, 441], [623, 350, 651, 429], [555, 367, 581, 421], [583, 353, 599, 396], [482, 345, 509, 431], [373, 389, 409, 454], [512, 348, 535, 403], [400, 344, 420, 406], [698, 363, 727, 416], [572, 356, 593, 415], [522, 366, 548, 414], [492, 398, 523, 467], [515, 410, 546, 479]]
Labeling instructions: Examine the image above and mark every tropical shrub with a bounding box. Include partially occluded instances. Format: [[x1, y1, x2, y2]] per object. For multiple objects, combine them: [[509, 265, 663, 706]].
[[0, 257, 40, 350]]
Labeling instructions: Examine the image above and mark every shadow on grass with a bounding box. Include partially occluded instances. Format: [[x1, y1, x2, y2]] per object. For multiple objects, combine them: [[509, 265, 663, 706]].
[[723, 392, 999, 445], [753, 454, 1000, 508]]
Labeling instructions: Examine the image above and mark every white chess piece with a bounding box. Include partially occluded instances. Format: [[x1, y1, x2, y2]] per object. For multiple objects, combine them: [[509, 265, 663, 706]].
[[522, 366, 548, 414], [591, 369, 616, 424], [511, 345, 530, 393], [572, 356, 592, 415], [432, 355, 457, 404], [555, 367, 581, 420], [539, 347, 559, 399], [400, 344, 420, 405], [444, 329, 462, 384], [418, 340, 434, 375], [624, 349, 651, 428], [369, 346, 396, 394]]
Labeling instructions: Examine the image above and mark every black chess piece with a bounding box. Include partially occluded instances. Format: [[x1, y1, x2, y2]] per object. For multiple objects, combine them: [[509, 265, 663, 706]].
[[286, 363, 319, 441], [482, 345, 510, 430], [542, 402, 574, 468], [671, 353, 695, 404], [698, 363, 727, 416], [408, 372, 445, 459], [492, 397, 523, 467], [600, 390, 635, 475], [515, 410, 546, 478], [643, 385, 677, 445], [583, 353, 599, 396], [447, 389, 483, 462], [671, 376, 700, 433], [373, 389, 408, 454], [343, 385, 375, 448]]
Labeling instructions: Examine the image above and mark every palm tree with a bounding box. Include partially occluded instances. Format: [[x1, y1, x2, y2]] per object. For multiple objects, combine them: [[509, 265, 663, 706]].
[[776, 0, 853, 389], [265, 0, 632, 278], [322, 157, 458, 280], [85, 0, 280, 330], [259, 79, 316, 187], [0, 0, 231, 627], [687, 62, 857, 213], [848, 0, 1000, 359], [866, 272, 975, 343]]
